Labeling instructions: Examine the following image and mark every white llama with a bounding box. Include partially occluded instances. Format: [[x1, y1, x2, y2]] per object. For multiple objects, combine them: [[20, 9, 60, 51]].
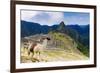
[[28, 37, 50, 61]]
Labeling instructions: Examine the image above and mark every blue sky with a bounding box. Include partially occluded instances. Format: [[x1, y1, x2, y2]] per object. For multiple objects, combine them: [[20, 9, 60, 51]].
[[63, 12, 90, 25], [21, 10, 90, 26]]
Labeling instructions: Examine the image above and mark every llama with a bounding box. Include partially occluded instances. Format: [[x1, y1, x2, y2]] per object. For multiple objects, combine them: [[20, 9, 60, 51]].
[[27, 37, 50, 61]]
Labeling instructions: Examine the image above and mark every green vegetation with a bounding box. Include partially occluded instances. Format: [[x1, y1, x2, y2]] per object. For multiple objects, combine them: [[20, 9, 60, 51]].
[[57, 21, 66, 31], [77, 42, 89, 57], [49, 31, 76, 51], [21, 47, 88, 63], [53, 21, 89, 57], [49, 31, 89, 57]]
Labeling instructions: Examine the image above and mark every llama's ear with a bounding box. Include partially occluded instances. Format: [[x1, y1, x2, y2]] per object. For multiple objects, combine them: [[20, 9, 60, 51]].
[[47, 38, 50, 40]]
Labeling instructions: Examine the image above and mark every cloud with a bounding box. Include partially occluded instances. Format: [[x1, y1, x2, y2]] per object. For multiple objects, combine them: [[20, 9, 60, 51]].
[[21, 10, 40, 21], [21, 10, 64, 26]]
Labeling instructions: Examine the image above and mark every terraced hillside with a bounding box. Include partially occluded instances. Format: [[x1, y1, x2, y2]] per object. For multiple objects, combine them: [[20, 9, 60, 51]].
[[21, 32, 88, 63]]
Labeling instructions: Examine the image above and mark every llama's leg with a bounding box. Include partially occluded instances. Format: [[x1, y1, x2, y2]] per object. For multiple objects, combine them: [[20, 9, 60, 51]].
[[35, 48, 40, 61], [28, 49, 31, 57], [34, 47, 39, 59], [33, 48, 38, 59], [27, 49, 32, 58], [29, 48, 34, 58], [28, 50, 30, 56], [33, 46, 42, 61], [38, 51, 40, 61], [27, 45, 31, 56], [36, 50, 40, 60], [29, 52, 33, 58], [39, 51, 42, 61], [33, 48, 36, 58], [32, 49, 35, 58], [39, 48, 43, 61]]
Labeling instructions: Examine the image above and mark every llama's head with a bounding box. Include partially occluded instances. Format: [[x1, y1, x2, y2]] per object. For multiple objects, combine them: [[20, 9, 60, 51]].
[[46, 37, 51, 40], [40, 37, 50, 42], [39, 37, 51, 46]]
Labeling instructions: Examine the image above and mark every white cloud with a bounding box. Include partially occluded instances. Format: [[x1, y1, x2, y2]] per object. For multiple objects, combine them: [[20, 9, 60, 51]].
[[21, 10, 64, 26], [21, 10, 40, 21], [46, 12, 64, 25]]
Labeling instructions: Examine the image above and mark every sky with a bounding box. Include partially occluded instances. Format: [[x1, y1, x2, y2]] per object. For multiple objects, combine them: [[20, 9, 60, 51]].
[[21, 10, 90, 26]]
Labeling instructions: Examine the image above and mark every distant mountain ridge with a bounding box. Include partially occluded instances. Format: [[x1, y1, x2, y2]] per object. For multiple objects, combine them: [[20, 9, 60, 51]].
[[21, 20, 89, 37], [21, 20, 50, 37]]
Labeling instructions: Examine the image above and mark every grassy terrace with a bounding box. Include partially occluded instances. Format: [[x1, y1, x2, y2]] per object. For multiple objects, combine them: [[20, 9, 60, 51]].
[[21, 48, 88, 63]]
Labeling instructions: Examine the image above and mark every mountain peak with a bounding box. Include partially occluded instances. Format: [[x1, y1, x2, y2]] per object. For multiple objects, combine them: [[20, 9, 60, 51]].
[[60, 21, 65, 25], [57, 21, 66, 31]]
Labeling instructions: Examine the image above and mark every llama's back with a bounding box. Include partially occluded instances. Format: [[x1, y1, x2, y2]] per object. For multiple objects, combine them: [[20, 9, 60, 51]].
[[34, 43, 44, 51]]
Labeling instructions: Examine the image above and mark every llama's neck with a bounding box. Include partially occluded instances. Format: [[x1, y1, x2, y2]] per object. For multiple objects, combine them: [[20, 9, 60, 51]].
[[28, 43, 33, 50], [42, 39, 47, 47]]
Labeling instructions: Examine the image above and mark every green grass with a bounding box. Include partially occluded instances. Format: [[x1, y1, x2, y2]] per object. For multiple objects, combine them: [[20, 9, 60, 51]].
[[49, 32, 89, 57], [21, 47, 88, 63], [49, 32, 75, 51], [41, 49, 88, 61]]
